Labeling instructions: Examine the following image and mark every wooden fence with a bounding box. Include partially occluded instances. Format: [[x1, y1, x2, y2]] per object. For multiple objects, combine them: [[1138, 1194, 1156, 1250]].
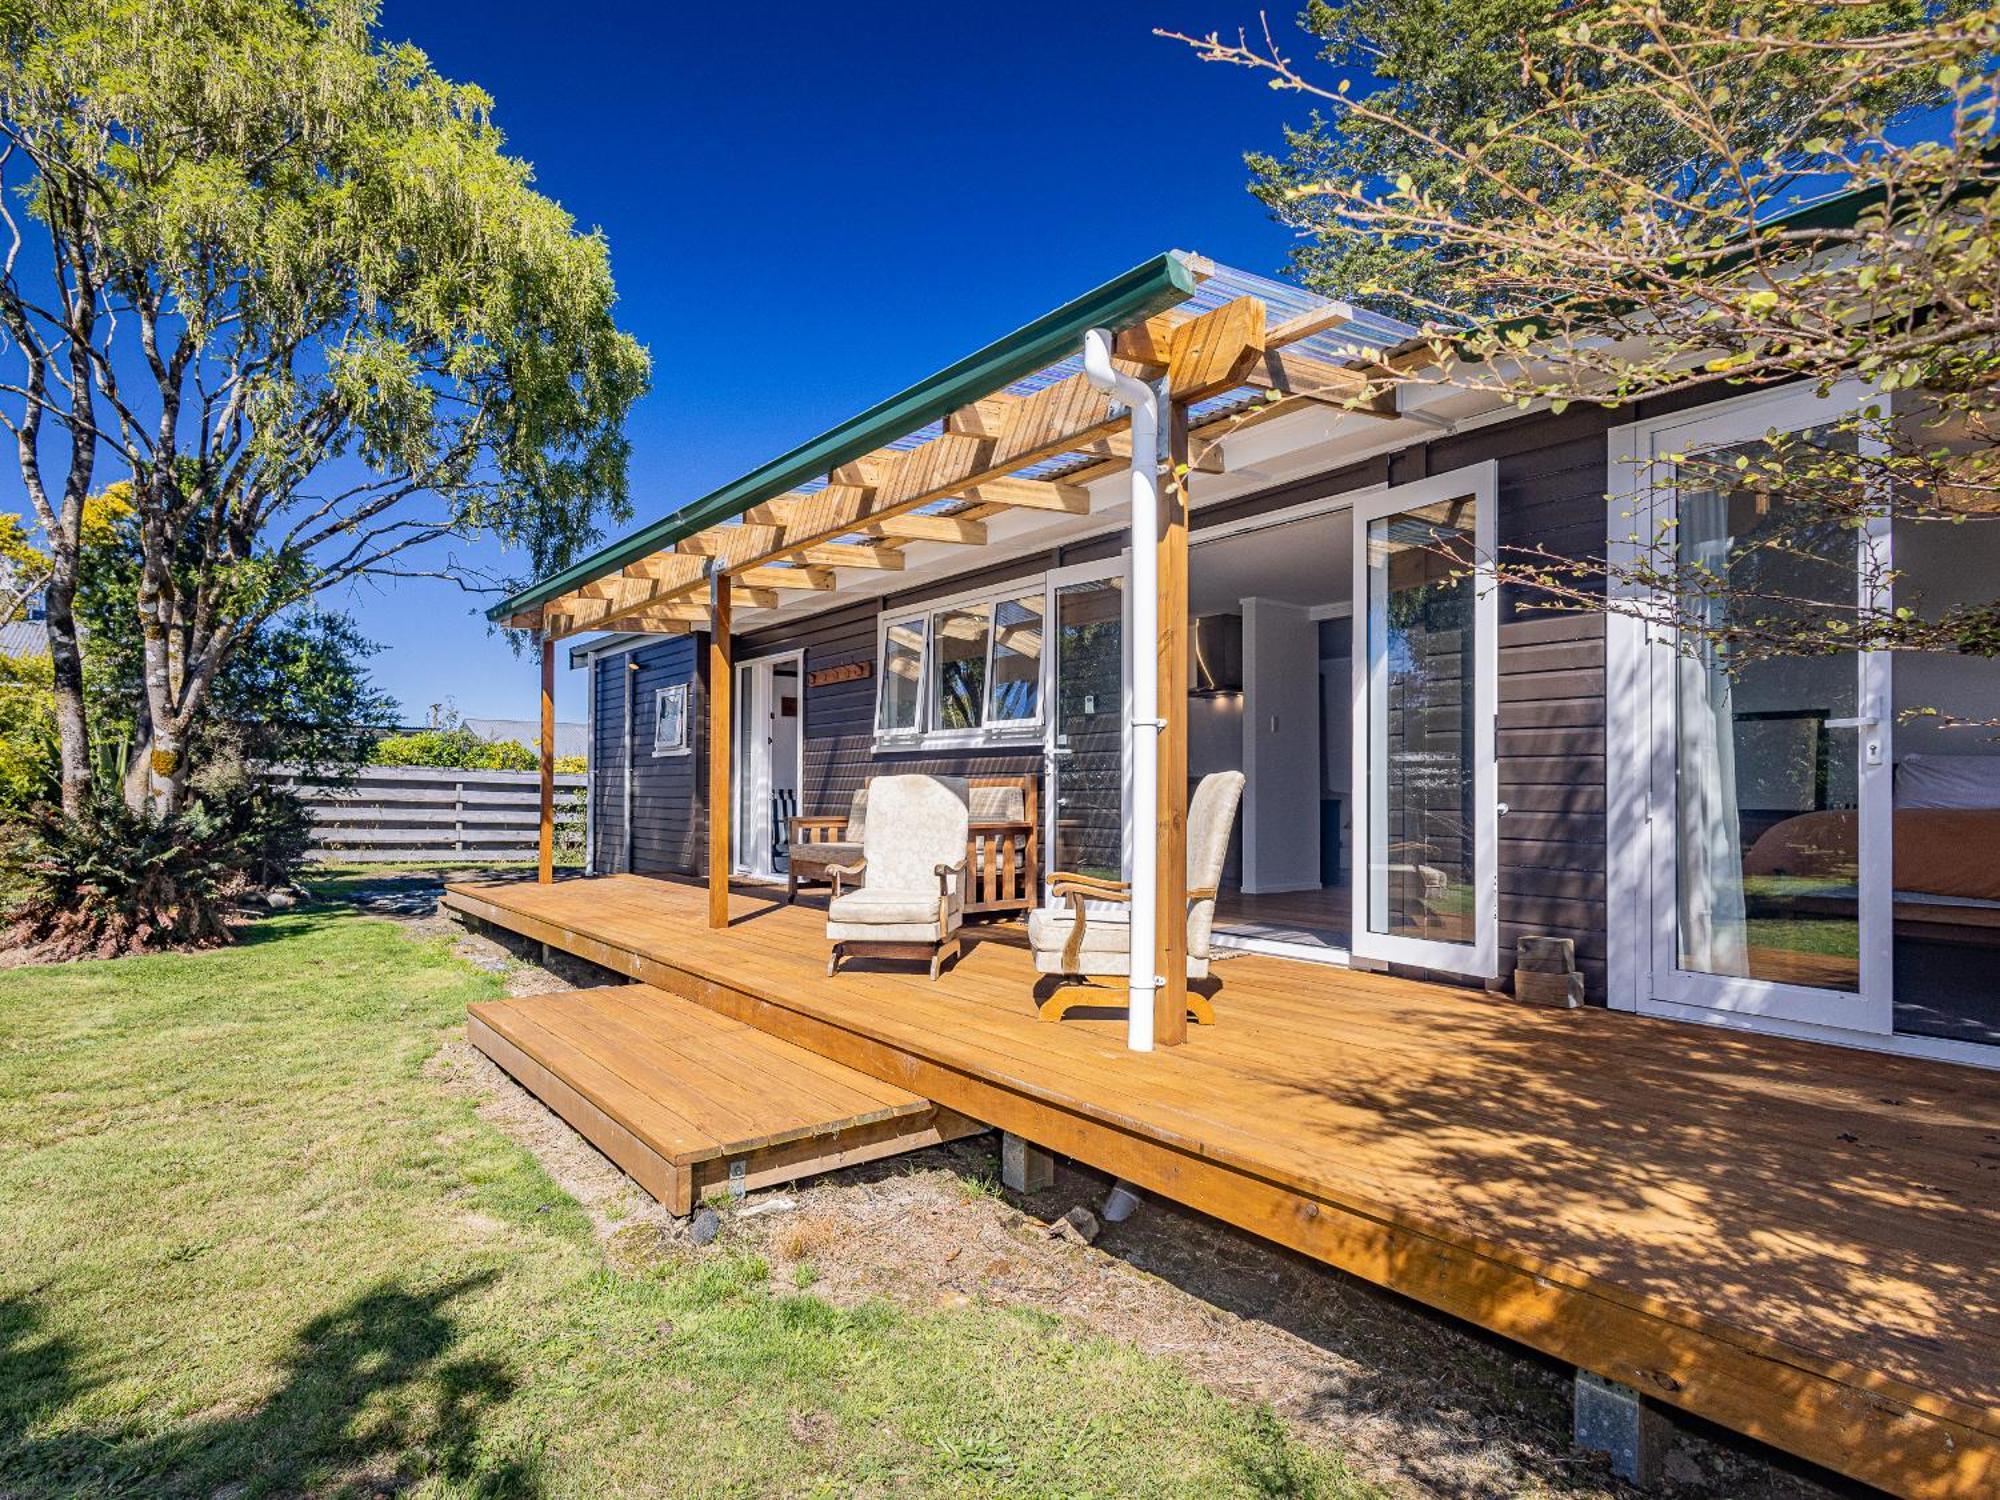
[[269, 764, 585, 865]]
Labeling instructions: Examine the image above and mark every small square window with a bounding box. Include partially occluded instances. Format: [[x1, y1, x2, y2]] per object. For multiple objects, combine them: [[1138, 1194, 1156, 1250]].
[[652, 683, 689, 755]]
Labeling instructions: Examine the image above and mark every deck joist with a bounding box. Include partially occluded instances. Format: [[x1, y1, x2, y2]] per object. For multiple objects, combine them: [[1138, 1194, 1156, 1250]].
[[469, 983, 983, 1215], [444, 873, 2000, 1500]]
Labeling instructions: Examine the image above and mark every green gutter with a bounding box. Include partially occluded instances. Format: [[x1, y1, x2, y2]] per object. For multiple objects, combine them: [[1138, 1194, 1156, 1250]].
[[491, 250, 1204, 623]]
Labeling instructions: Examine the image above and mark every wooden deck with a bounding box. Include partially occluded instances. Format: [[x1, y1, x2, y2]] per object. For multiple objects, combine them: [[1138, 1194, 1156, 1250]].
[[442, 872, 2000, 1499], [469, 984, 984, 1214]]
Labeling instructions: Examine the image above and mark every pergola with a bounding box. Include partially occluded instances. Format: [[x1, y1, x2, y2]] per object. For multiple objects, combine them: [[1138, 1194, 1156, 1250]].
[[491, 251, 1410, 1047]]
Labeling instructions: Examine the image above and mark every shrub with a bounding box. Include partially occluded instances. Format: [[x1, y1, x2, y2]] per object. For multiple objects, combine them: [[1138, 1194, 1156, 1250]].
[[1, 776, 313, 961], [372, 727, 535, 771], [371, 727, 584, 775], [0, 650, 57, 813]]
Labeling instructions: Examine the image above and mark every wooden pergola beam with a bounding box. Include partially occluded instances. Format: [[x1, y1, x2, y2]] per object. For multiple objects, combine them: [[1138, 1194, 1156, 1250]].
[[858, 513, 987, 545], [955, 477, 1090, 512], [608, 611, 696, 633], [734, 565, 835, 591], [795, 542, 905, 570]]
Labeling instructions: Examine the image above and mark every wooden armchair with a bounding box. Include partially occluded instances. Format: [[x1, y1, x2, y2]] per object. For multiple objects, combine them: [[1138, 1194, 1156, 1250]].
[[787, 788, 867, 903], [1026, 771, 1246, 1023], [824, 775, 971, 981]]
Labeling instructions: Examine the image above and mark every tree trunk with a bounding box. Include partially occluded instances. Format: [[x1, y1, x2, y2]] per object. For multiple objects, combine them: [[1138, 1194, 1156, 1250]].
[[41, 563, 92, 818]]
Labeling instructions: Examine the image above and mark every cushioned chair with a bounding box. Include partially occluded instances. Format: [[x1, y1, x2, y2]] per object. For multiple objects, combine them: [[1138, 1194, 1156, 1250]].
[[825, 775, 970, 981], [1027, 770, 1246, 1023]]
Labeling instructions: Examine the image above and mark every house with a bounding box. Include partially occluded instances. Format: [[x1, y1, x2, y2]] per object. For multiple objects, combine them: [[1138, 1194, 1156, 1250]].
[[445, 242, 2000, 1496], [1, 557, 48, 659]]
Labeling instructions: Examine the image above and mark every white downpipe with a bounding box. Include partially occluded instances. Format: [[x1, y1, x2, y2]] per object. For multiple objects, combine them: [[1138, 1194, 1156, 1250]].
[[1082, 327, 1159, 1054]]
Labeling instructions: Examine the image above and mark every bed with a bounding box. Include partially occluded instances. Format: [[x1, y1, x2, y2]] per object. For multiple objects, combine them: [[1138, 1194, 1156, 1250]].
[[1741, 755, 2000, 938]]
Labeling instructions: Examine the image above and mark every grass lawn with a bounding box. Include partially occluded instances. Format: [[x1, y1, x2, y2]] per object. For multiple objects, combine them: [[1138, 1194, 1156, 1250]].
[[0, 898, 1373, 1498]]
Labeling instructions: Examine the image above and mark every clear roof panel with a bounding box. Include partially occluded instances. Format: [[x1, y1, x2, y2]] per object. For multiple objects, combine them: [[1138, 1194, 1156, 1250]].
[[737, 257, 1414, 525]]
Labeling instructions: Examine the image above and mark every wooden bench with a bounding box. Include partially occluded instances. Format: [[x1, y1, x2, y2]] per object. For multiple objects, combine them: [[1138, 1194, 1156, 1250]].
[[789, 774, 1040, 916]]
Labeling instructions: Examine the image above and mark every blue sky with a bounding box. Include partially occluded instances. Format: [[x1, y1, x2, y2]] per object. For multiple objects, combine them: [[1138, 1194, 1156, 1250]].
[[349, 0, 1333, 722]]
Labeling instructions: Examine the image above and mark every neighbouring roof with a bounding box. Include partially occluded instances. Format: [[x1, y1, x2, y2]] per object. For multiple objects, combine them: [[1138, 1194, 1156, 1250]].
[[0, 618, 48, 658], [463, 716, 589, 759]]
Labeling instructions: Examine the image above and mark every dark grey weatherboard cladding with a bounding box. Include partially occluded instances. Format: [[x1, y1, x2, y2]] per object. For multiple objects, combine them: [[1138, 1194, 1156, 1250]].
[[593, 401, 1632, 998], [633, 635, 702, 875], [738, 603, 1043, 826], [1438, 408, 1623, 1000], [591, 651, 630, 874]]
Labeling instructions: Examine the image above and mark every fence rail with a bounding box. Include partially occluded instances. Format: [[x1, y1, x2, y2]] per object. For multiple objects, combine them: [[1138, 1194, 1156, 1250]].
[[267, 764, 585, 865]]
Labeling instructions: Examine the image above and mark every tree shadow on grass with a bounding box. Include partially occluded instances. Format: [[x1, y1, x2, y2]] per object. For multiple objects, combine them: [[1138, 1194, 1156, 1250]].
[[1, 1274, 541, 1499]]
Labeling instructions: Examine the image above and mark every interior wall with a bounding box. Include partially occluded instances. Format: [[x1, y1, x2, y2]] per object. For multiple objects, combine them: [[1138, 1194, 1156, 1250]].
[[1188, 691, 1243, 777], [1241, 596, 1322, 892], [1893, 518, 2000, 758], [770, 662, 801, 793]]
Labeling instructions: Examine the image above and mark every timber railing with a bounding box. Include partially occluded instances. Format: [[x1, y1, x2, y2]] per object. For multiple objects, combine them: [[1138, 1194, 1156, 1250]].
[[267, 763, 585, 865]]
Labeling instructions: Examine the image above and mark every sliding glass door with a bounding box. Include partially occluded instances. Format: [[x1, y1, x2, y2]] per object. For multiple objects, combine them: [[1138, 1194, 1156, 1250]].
[[1633, 386, 1892, 1033], [1044, 559, 1129, 886], [1349, 463, 1500, 978]]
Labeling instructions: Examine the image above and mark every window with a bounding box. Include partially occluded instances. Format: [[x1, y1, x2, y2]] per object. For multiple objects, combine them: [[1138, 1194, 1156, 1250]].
[[874, 579, 1049, 745], [877, 616, 925, 734], [652, 683, 689, 756], [989, 593, 1043, 723], [933, 604, 990, 731]]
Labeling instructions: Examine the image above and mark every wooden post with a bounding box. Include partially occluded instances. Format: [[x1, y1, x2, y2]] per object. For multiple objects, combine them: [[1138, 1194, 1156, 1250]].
[[537, 637, 556, 885], [1155, 400, 1191, 1045], [707, 571, 733, 929]]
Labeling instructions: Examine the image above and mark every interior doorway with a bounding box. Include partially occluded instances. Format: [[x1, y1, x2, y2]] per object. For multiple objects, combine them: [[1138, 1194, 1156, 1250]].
[[732, 652, 803, 882], [1188, 502, 1357, 959]]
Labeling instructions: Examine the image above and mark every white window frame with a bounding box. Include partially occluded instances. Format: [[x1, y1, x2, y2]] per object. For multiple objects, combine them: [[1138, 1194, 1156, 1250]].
[[873, 573, 1050, 752], [1348, 460, 1502, 981], [651, 681, 690, 758]]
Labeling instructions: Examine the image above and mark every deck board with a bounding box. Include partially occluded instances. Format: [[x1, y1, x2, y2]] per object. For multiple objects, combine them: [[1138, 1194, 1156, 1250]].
[[444, 873, 2000, 1498]]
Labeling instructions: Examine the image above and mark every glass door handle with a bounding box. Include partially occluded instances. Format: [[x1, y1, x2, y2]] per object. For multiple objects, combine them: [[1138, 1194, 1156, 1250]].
[[1823, 715, 1879, 729]]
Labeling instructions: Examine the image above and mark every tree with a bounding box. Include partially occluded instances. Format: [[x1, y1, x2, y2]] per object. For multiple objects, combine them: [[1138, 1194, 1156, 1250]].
[[0, 0, 650, 819], [66, 486, 398, 792], [1223, 0, 1946, 321], [2, 485, 397, 811], [1173, 1, 2000, 710]]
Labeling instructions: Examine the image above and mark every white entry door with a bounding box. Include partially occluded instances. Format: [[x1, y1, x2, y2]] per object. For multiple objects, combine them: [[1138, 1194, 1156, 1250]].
[[1620, 384, 1893, 1034], [731, 653, 803, 881], [1349, 463, 1501, 978]]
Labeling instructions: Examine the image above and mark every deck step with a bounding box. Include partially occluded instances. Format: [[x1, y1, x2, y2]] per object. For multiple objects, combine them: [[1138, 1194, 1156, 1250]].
[[468, 983, 985, 1214]]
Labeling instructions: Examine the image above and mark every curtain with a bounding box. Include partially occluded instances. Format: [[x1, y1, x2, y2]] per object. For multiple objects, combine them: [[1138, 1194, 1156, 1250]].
[[1674, 488, 1750, 977]]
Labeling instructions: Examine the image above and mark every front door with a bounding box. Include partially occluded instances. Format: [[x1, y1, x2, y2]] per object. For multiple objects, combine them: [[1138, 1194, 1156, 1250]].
[[1349, 463, 1501, 978], [731, 654, 802, 881], [1627, 384, 1892, 1034], [1044, 560, 1128, 886]]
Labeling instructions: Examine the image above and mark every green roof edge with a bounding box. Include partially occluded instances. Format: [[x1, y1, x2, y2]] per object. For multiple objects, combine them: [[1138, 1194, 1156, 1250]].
[[491, 249, 1203, 624]]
